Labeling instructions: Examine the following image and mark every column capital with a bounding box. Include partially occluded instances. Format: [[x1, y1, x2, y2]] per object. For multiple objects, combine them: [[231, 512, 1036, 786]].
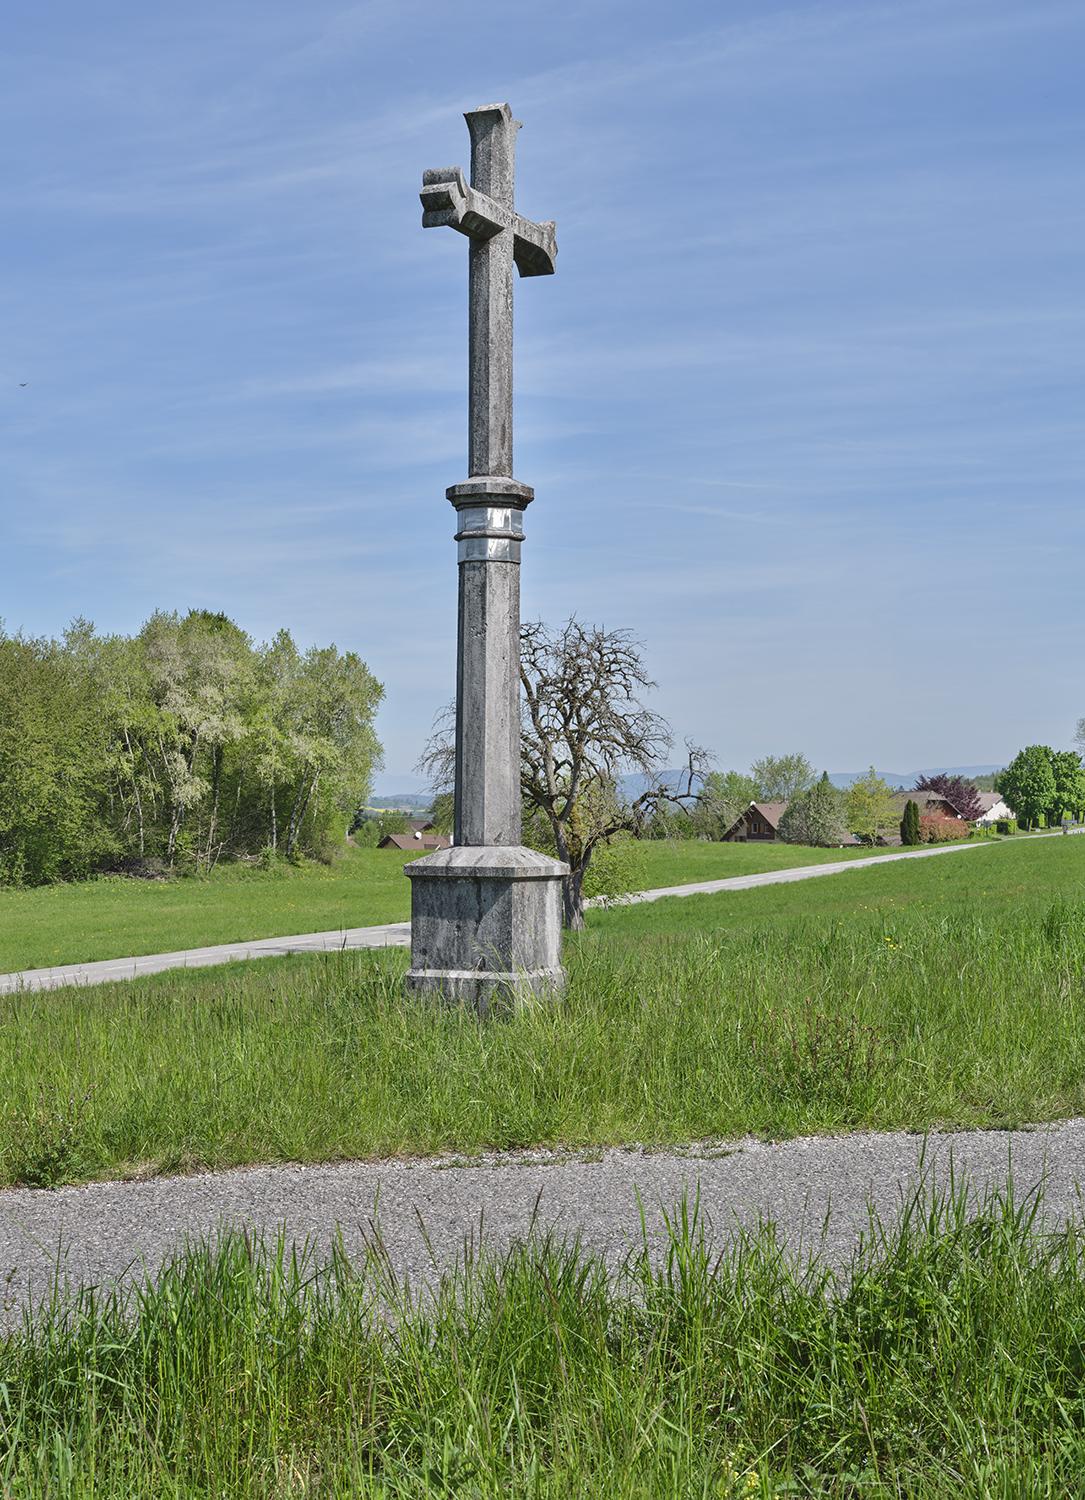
[[446, 476, 534, 509]]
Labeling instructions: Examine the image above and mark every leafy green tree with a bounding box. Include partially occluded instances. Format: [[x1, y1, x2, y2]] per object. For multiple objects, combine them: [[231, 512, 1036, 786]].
[[580, 831, 648, 902], [1050, 750, 1085, 824], [0, 627, 116, 883], [778, 773, 848, 846], [900, 798, 922, 846], [271, 641, 384, 859], [643, 804, 695, 839], [133, 611, 254, 866], [750, 752, 815, 802], [997, 747, 1057, 830], [427, 791, 455, 835], [353, 811, 409, 847], [92, 630, 160, 860], [846, 767, 899, 845], [0, 613, 384, 885]]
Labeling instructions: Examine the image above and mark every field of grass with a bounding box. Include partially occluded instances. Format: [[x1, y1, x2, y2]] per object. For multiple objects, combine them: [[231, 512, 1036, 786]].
[[0, 836, 888, 974], [3, 836, 1084, 1189], [615, 835, 882, 889], [592, 830, 1045, 938], [0, 843, 416, 974], [6, 1181, 1085, 1495]]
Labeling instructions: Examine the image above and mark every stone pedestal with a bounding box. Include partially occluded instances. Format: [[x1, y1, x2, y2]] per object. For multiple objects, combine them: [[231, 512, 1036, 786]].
[[405, 845, 567, 1010]]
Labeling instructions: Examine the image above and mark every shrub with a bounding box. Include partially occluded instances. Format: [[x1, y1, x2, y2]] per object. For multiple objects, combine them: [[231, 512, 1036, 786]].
[[582, 832, 649, 901], [900, 799, 922, 846], [4, 1085, 97, 1188], [995, 818, 1017, 836], [919, 814, 970, 844]]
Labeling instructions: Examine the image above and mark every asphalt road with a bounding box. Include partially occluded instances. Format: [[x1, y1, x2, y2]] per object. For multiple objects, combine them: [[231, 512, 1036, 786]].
[[0, 836, 1011, 995], [2, 1121, 1084, 1323]]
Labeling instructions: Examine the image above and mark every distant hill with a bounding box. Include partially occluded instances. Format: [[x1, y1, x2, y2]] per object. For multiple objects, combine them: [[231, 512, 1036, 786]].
[[367, 791, 432, 811], [827, 765, 1003, 790]]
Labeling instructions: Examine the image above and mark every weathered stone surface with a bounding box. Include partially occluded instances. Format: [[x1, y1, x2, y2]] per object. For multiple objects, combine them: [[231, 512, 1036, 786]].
[[414, 103, 565, 1009], [455, 559, 521, 847], [405, 845, 566, 1009]]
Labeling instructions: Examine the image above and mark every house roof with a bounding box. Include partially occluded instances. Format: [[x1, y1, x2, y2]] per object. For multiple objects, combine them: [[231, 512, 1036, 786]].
[[974, 791, 1003, 813], [379, 832, 450, 851], [890, 792, 960, 817], [750, 801, 789, 829], [407, 818, 435, 832]]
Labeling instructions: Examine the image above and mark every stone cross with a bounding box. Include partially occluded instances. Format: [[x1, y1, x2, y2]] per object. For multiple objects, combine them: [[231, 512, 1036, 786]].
[[404, 103, 567, 1008], [420, 104, 556, 479]]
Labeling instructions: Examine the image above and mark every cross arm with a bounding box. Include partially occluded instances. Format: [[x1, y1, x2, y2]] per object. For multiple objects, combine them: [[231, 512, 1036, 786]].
[[420, 168, 557, 277]]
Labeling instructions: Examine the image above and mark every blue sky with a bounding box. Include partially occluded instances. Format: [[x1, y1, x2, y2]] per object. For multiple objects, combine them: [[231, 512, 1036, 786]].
[[2, 0, 1083, 784]]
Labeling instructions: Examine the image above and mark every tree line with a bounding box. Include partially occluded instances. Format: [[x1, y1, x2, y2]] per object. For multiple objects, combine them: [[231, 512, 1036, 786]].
[[0, 612, 383, 885]]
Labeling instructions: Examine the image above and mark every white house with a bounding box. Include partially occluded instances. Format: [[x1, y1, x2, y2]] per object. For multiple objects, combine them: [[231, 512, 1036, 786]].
[[973, 791, 1014, 826]]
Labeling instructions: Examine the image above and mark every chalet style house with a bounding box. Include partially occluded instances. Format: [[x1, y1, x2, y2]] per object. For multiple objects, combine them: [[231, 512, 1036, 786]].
[[723, 802, 792, 842]]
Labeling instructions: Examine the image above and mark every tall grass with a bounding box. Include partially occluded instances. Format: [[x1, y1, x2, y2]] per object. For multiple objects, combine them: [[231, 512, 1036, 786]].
[[4, 1180, 1085, 1495], [4, 887, 1085, 1186]]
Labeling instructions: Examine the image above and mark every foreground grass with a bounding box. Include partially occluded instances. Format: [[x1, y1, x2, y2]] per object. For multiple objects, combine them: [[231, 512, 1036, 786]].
[[0, 838, 890, 974], [3, 838, 1084, 1187], [6, 1182, 1085, 1495]]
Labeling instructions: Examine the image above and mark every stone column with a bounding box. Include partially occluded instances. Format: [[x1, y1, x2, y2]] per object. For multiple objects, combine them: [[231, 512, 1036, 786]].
[[406, 104, 567, 1011]]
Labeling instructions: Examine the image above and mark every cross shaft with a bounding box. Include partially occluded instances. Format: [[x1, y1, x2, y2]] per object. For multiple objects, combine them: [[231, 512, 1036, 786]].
[[421, 103, 556, 477]]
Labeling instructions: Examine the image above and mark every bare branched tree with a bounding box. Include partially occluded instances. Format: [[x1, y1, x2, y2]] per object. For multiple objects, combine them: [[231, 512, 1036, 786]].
[[418, 619, 710, 928]]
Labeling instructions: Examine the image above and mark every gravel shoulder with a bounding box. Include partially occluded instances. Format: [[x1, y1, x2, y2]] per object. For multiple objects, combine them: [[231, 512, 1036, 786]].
[[3, 1121, 1084, 1323]]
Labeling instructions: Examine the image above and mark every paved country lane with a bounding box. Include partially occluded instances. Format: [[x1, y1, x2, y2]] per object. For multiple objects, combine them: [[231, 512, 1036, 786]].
[[0, 1121, 1083, 1325]]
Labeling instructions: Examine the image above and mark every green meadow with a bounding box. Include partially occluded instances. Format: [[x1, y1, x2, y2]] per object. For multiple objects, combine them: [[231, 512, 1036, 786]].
[[4, 834, 1085, 1496], [2, 835, 1083, 1189], [0, 836, 884, 973]]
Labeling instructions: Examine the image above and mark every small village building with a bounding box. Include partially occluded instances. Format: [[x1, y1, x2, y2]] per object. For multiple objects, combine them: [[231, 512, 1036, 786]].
[[379, 831, 451, 851], [722, 801, 790, 842], [972, 791, 1013, 826]]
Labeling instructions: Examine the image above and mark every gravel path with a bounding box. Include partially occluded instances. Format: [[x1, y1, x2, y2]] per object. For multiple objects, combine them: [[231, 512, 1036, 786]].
[[0, 836, 1017, 996], [2, 1122, 1084, 1322]]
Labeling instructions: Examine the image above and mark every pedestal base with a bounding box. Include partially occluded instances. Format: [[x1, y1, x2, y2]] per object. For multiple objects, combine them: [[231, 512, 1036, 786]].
[[404, 845, 567, 1010]]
